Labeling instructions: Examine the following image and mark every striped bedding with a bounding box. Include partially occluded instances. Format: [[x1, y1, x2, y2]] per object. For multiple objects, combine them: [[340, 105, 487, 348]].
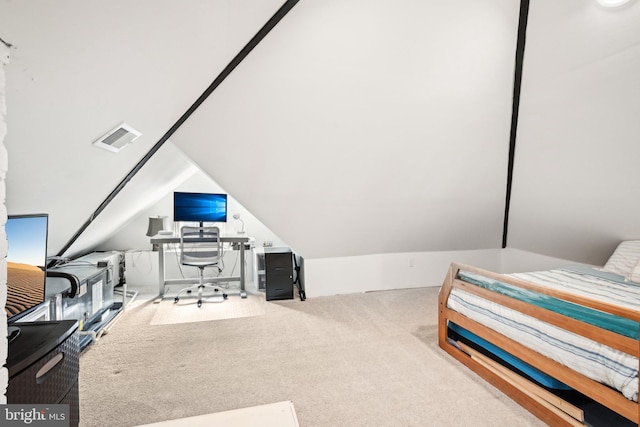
[[447, 266, 640, 401]]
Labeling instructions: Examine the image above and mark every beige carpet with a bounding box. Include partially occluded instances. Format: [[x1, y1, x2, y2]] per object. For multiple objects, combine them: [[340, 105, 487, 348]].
[[150, 287, 266, 325], [134, 401, 299, 427], [79, 287, 548, 427]]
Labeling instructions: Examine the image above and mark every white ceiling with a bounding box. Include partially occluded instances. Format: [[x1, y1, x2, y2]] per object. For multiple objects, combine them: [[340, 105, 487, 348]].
[[171, 0, 520, 258], [0, 0, 286, 257], [2, 0, 639, 264]]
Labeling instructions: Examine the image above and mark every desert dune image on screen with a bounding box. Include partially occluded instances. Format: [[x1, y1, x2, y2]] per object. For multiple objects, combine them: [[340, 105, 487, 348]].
[[5, 215, 47, 317]]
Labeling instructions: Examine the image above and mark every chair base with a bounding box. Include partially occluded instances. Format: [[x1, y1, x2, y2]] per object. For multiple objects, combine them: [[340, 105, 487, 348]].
[[173, 284, 228, 307]]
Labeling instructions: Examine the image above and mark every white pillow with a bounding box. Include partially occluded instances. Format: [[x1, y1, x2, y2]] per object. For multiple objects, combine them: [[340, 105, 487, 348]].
[[602, 240, 640, 277], [626, 260, 640, 284]]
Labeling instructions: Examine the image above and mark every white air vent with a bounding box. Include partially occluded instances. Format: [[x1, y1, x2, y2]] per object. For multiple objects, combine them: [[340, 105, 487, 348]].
[[92, 122, 141, 153]]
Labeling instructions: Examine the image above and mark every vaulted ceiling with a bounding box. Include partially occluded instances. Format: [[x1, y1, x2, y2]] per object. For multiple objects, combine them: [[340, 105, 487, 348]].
[[0, 0, 286, 257], [2, 0, 639, 265]]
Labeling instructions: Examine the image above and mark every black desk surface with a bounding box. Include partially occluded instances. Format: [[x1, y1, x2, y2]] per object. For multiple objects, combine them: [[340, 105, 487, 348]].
[[7, 320, 79, 377]]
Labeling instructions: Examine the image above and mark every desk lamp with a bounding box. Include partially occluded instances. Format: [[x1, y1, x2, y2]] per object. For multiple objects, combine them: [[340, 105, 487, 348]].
[[233, 213, 246, 234], [146, 216, 168, 250]]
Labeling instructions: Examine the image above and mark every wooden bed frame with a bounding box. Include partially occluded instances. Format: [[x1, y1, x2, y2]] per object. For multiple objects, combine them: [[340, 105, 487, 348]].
[[438, 262, 640, 427]]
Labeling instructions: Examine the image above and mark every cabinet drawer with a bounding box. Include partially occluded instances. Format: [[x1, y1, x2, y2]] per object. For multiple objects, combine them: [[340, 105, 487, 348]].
[[265, 275, 294, 301], [267, 266, 291, 277], [266, 286, 294, 301], [7, 333, 79, 404], [265, 253, 292, 269]]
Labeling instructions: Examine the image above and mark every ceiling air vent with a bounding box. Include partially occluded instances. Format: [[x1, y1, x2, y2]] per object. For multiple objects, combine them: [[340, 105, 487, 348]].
[[92, 122, 141, 153]]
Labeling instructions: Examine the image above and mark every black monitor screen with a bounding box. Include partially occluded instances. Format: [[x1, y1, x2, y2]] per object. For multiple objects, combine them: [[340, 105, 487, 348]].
[[174, 192, 227, 223], [5, 214, 48, 321]]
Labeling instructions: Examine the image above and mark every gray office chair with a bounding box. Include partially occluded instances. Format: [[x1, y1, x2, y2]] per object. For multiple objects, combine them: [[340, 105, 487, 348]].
[[173, 226, 227, 307]]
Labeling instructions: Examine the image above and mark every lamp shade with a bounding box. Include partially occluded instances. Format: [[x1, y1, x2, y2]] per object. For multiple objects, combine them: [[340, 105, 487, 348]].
[[146, 216, 168, 237]]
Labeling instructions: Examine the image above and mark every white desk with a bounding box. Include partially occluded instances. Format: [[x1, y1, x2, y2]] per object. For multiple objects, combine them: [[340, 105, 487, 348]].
[[150, 234, 250, 298]]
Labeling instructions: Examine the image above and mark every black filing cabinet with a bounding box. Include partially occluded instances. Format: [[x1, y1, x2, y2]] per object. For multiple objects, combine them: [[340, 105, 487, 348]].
[[265, 247, 294, 301], [7, 320, 80, 427]]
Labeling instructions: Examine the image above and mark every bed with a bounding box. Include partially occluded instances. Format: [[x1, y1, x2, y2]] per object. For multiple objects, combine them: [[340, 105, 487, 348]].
[[438, 241, 640, 426]]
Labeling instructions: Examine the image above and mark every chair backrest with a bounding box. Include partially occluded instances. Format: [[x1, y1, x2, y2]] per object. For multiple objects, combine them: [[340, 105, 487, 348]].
[[179, 226, 223, 267]]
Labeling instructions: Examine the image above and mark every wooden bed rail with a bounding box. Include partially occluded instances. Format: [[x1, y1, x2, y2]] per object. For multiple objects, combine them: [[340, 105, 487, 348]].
[[449, 263, 640, 322], [438, 262, 640, 426]]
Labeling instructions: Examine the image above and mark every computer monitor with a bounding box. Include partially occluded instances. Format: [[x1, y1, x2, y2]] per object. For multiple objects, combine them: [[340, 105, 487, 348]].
[[6, 214, 49, 341], [173, 192, 228, 223]]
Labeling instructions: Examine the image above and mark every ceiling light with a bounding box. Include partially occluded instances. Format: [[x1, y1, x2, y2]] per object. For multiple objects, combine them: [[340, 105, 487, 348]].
[[597, 0, 633, 7]]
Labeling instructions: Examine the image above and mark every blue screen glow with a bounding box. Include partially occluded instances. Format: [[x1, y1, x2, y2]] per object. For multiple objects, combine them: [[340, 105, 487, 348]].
[[6, 214, 48, 267], [5, 214, 48, 320], [174, 192, 228, 223]]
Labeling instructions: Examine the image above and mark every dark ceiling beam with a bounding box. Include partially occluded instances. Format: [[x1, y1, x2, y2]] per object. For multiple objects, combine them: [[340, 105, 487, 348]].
[[502, 0, 530, 249], [54, 0, 300, 263]]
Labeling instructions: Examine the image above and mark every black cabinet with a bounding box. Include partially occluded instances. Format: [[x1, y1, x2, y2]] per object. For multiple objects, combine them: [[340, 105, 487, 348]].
[[265, 247, 294, 301], [7, 320, 80, 427]]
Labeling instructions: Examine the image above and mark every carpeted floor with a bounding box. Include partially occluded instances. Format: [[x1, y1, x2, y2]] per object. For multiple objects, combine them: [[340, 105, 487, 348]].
[[78, 286, 547, 427], [150, 286, 266, 326]]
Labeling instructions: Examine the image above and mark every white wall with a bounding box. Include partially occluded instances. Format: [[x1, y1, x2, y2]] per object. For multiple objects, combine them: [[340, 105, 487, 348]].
[[1, 40, 9, 404], [304, 248, 503, 297], [499, 247, 596, 274], [98, 164, 288, 291], [97, 165, 288, 253], [303, 246, 603, 298], [63, 141, 200, 259], [507, 0, 640, 265], [171, 0, 521, 261]]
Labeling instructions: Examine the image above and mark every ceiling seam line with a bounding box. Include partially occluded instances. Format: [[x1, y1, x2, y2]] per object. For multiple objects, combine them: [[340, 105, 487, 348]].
[[53, 0, 301, 263], [502, 0, 530, 249]]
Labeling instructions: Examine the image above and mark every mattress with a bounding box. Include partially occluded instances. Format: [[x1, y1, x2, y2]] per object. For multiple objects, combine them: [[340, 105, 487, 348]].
[[447, 266, 640, 401], [448, 322, 571, 390]]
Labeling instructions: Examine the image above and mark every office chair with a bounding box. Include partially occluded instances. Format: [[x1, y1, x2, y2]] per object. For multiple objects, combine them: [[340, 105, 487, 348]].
[[173, 226, 228, 307]]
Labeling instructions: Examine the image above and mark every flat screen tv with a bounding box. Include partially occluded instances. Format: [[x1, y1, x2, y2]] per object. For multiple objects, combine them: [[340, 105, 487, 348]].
[[5, 214, 49, 340], [173, 192, 227, 223]]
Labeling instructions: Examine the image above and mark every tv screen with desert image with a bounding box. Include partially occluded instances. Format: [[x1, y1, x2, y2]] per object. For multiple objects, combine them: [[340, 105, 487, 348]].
[[5, 214, 48, 321]]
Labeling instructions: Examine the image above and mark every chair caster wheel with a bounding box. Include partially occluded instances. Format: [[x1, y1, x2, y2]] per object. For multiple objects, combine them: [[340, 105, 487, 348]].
[[186, 290, 192, 294], [174, 297, 179, 303], [223, 293, 228, 300], [197, 300, 202, 307]]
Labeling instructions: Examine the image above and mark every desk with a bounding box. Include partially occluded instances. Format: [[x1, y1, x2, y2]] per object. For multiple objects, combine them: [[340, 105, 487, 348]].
[[150, 234, 250, 298]]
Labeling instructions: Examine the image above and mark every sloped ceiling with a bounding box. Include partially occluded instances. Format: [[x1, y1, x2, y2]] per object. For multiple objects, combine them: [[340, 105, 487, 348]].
[[171, 0, 521, 259], [64, 141, 199, 258], [0, 0, 286, 257], [12, 1, 635, 265], [508, 0, 640, 265], [1, 0, 521, 261]]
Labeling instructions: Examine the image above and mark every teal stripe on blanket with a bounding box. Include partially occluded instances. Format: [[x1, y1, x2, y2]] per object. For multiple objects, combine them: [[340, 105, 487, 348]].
[[458, 270, 640, 340]]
